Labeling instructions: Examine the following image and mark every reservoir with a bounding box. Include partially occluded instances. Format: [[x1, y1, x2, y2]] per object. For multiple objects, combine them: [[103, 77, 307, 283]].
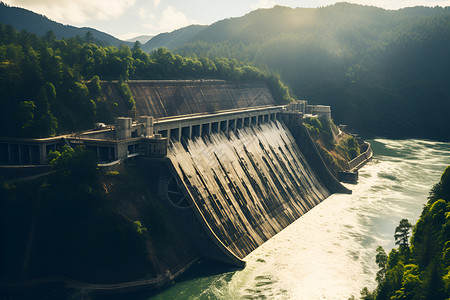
[[146, 139, 450, 299]]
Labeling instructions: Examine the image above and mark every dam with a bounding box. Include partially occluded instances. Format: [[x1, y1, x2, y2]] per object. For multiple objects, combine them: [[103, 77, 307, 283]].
[[168, 121, 330, 263], [0, 80, 350, 290]]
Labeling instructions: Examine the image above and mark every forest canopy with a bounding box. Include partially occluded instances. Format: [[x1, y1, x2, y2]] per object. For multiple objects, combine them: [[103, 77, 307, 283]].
[[171, 4, 450, 140], [0, 23, 292, 138], [364, 166, 450, 299]]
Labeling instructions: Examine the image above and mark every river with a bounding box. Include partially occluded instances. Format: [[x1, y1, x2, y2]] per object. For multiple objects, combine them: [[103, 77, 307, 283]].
[[146, 139, 450, 300]]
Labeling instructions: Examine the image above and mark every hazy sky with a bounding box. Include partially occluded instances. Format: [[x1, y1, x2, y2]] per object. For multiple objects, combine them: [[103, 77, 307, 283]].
[[3, 0, 450, 40]]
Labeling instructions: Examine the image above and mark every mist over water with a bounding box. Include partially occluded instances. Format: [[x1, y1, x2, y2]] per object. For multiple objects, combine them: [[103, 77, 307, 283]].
[[149, 139, 450, 300]]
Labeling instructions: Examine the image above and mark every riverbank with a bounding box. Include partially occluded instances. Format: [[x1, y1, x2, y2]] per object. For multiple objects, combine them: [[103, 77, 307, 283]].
[[362, 164, 450, 299], [302, 116, 369, 178]]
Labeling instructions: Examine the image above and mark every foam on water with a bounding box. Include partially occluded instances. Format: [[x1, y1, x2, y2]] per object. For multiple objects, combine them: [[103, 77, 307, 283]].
[[150, 139, 450, 300]]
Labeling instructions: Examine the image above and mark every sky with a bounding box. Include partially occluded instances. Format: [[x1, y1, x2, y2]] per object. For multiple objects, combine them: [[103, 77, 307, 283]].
[[3, 0, 450, 40]]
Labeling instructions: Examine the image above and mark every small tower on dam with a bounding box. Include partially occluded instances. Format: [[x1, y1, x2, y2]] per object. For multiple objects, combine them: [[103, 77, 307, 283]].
[[114, 116, 166, 159], [307, 104, 332, 120], [138, 116, 154, 137], [116, 117, 132, 139], [281, 99, 332, 125]]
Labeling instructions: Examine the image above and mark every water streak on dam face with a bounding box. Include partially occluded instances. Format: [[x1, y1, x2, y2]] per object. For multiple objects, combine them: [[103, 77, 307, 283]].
[[168, 121, 330, 259]]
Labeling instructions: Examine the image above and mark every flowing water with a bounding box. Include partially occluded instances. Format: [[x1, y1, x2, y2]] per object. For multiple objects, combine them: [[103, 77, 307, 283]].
[[149, 138, 450, 300], [167, 121, 329, 258]]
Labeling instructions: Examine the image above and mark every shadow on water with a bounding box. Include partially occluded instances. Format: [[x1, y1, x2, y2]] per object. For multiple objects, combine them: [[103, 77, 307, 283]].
[[0, 261, 235, 300], [0, 282, 79, 300], [369, 139, 406, 158], [94, 260, 238, 300]]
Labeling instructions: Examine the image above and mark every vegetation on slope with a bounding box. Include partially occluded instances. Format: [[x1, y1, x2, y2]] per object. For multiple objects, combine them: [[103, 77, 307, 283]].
[[303, 116, 360, 176], [142, 25, 208, 52], [0, 22, 292, 138], [172, 4, 450, 140], [0, 146, 197, 283], [0, 2, 130, 47], [361, 166, 450, 299]]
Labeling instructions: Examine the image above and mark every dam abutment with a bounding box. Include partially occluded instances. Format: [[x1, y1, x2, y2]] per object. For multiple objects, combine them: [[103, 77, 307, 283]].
[[284, 123, 352, 194]]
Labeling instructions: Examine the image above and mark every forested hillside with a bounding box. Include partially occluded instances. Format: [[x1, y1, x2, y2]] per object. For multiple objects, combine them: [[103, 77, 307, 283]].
[[142, 25, 207, 52], [363, 166, 450, 299], [170, 3, 450, 139], [2, 2, 449, 139], [0, 22, 291, 138], [0, 3, 129, 47]]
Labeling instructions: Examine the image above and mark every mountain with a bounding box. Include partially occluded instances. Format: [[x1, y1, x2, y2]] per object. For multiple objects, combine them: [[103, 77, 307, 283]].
[[126, 35, 153, 44], [1, 1, 449, 139], [142, 25, 207, 52], [170, 3, 450, 140], [0, 2, 132, 47], [0, 20, 291, 138]]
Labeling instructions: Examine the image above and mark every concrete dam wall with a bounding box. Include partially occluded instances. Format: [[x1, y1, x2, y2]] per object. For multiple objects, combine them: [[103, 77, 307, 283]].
[[101, 80, 275, 118], [0, 80, 351, 294], [167, 120, 330, 263]]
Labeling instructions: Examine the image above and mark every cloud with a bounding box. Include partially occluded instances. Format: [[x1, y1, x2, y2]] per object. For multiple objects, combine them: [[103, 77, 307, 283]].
[[4, 0, 136, 24], [252, 0, 278, 9], [138, 7, 154, 20], [153, 0, 161, 8], [142, 6, 199, 34]]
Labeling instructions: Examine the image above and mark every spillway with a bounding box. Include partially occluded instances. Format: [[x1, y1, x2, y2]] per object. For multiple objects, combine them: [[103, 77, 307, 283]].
[[167, 120, 330, 260]]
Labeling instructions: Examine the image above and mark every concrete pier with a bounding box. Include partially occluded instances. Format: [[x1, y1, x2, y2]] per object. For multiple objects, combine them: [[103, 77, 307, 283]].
[[0, 106, 282, 167], [154, 106, 282, 141]]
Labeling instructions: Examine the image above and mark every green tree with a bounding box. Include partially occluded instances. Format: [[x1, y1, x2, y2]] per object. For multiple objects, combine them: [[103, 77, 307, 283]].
[[360, 287, 376, 300], [368, 166, 450, 299], [49, 145, 98, 194], [429, 166, 450, 203], [16, 100, 36, 136], [85, 31, 93, 44], [118, 82, 135, 110], [395, 219, 413, 249], [133, 221, 147, 234], [44, 82, 56, 106], [87, 75, 102, 98], [376, 246, 388, 285], [391, 264, 422, 300], [43, 30, 56, 45], [346, 136, 360, 160], [132, 41, 141, 53], [31, 84, 58, 137]]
